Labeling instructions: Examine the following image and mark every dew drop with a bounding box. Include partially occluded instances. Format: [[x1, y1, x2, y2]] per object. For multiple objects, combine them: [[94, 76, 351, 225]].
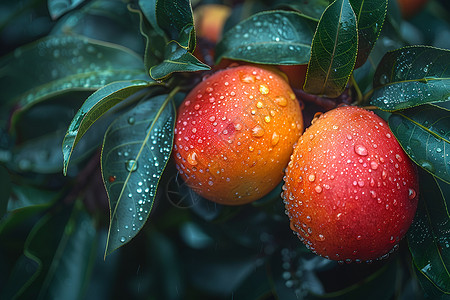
[[271, 132, 280, 146], [194, 104, 200, 110], [248, 146, 254, 152], [125, 160, 138, 172], [264, 115, 271, 123], [408, 188, 416, 200], [187, 151, 198, 165], [128, 116, 135, 125], [274, 96, 287, 107], [209, 116, 216, 122], [308, 174, 316, 182], [252, 125, 265, 137], [370, 161, 379, 170], [318, 234, 325, 241], [120, 237, 126, 243], [241, 74, 256, 83], [256, 101, 264, 108], [259, 84, 269, 94], [315, 185, 322, 193], [354, 144, 368, 156]]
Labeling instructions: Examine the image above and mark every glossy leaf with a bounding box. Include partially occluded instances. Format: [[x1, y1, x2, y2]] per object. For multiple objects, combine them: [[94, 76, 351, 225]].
[[136, 0, 167, 71], [408, 171, 450, 294], [8, 184, 59, 212], [349, 0, 388, 68], [149, 42, 210, 80], [388, 105, 450, 183], [155, 0, 195, 50], [101, 94, 176, 256], [0, 165, 10, 219], [0, 35, 146, 111], [303, 0, 358, 97], [48, 0, 85, 19], [62, 80, 153, 175], [370, 46, 450, 111], [276, 0, 329, 21], [19, 203, 97, 300], [215, 10, 317, 65]]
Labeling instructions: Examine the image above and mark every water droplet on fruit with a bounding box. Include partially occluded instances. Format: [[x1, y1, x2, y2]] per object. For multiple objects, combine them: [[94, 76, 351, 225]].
[[125, 160, 138, 172], [382, 170, 388, 179], [395, 154, 403, 162], [318, 234, 325, 241], [264, 116, 271, 123], [370, 161, 378, 170], [234, 123, 242, 131], [408, 188, 416, 199], [209, 116, 216, 122], [259, 84, 269, 94], [274, 96, 287, 107], [308, 174, 315, 182], [184, 100, 191, 106], [271, 132, 280, 146], [187, 151, 198, 165], [370, 190, 377, 198], [315, 185, 322, 193], [241, 74, 256, 83], [252, 125, 265, 137], [354, 145, 368, 156], [194, 104, 200, 110], [256, 101, 264, 108]]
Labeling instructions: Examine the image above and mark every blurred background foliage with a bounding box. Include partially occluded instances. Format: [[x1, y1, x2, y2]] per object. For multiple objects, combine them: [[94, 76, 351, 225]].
[[0, 0, 449, 299]]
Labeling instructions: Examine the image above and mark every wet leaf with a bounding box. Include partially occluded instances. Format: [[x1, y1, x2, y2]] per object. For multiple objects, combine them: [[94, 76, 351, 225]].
[[47, 0, 85, 19], [349, 0, 388, 68], [155, 0, 195, 50], [389, 105, 450, 183], [370, 46, 450, 111], [216, 10, 317, 65], [0, 35, 147, 113], [101, 94, 176, 256], [408, 171, 450, 294], [276, 0, 329, 21], [62, 80, 154, 175], [303, 0, 358, 97], [149, 42, 210, 80]]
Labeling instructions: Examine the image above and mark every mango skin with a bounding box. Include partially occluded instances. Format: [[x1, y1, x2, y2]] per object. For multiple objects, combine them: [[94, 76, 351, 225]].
[[283, 106, 419, 262], [173, 65, 304, 205]]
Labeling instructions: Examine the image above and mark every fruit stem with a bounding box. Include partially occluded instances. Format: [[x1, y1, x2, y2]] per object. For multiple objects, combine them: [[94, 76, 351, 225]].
[[350, 75, 363, 105]]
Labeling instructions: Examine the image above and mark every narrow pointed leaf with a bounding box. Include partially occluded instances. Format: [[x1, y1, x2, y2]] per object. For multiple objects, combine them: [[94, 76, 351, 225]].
[[0, 165, 11, 219], [48, 0, 85, 19], [0, 35, 146, 110], [408, 171, 450, 294], [216, 10, 317, 65], [156, 0, 195, 50], [389, 105, 450, 183], [102, 94, 176, 256], [20, 203, 97, 300], [370, 46, 450, 111], [149, 42, 210, 80], [303, 0, 358, 97], [349, 0, 388, 68], [62, 80, 154, 175]]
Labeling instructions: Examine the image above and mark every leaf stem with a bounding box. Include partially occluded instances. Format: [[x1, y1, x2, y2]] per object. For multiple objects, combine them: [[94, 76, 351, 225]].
[[350, 74, 363, 105]]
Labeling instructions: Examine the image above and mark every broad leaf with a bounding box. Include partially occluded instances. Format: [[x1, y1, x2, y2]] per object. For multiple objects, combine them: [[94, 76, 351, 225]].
[[215, 10, 317, 65], [48, 0, 85, 19], [149, 42, 210, 80], [349, 0, 388, 68], [303, 0, 358, 97], [370, 46, 450, 111], [136, 0, 167, 71], [389, 105, 450, 183], [0, 35, 146, 112], [101, 94, 176, 256], [276, 0, 329, 21], [19, 203, 97, 300], [62, 80, 154, 175], [408, 171, 450, 294], [155, 0, 195, 50]]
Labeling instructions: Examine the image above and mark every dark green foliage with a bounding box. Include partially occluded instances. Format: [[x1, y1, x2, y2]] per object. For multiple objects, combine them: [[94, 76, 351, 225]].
[[0, 0, 448, 298]]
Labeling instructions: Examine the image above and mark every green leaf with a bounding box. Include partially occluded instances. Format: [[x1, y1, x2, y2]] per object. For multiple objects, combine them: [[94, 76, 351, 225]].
[[276, 0, 329, 21], [101, 93, 176, 256], [408, 171, 450, 294], [349, 0, 388, 69], [388, 105, 450, 183], [62, 80, 154, 175], [0, 255, 39, 300], [303, 0, 358, 97], [47, 0, 85, 19], [135, 0, 167, 71], [8, 184, 59, 212], [149, 42, 210, 80], [0, 35, 147, 112], [0, 165, 11, 219], [155, 0, 195, 50], [370, 46, 450, 111], [19, 202, 97, 300], [215, 10, 317, 65]]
